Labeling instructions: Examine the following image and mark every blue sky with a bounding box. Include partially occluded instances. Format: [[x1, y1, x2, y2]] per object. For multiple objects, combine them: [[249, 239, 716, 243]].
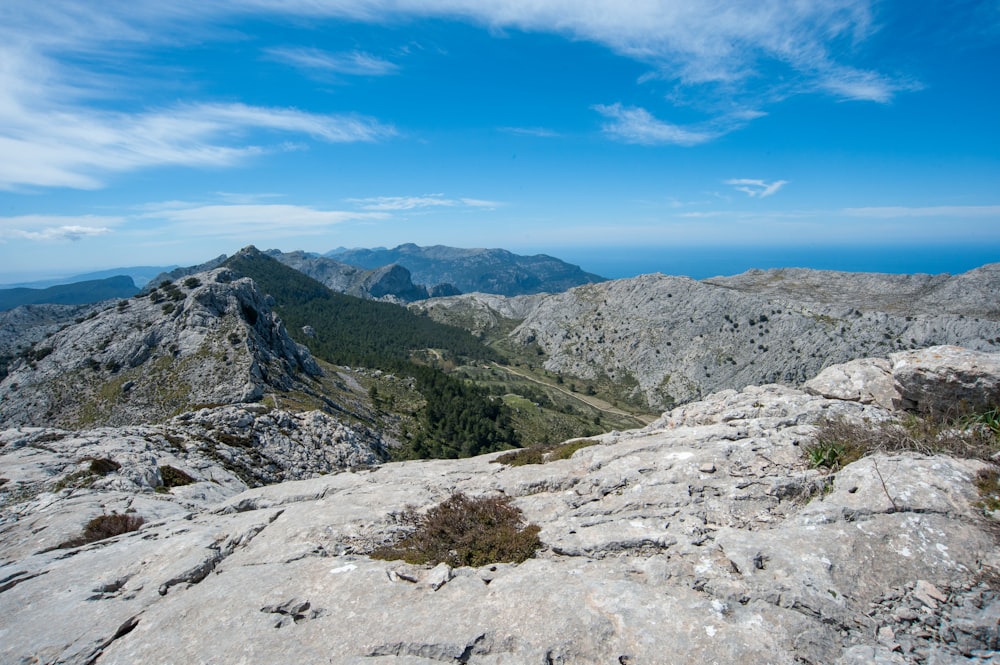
[[1, 1, 998, 282]]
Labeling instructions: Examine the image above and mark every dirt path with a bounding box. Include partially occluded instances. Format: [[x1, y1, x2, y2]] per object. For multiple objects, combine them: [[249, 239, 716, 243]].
[[492, 363, 658, 425]]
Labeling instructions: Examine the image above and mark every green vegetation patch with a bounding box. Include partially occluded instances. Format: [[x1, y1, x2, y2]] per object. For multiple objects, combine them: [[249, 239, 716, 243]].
[[370, 492, 541, 568]]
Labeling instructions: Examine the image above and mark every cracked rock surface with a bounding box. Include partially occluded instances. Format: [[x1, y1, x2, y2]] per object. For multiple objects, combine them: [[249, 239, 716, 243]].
[[2, 359, 998, 664]]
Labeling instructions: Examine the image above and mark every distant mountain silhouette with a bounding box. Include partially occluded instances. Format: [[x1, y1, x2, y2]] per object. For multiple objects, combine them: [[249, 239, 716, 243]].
[[0, 275, 139, 311]]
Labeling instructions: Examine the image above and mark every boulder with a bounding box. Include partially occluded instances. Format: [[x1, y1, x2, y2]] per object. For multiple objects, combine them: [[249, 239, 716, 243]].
[[890, 345, 1000, 414], [803, 357, 897, 408]]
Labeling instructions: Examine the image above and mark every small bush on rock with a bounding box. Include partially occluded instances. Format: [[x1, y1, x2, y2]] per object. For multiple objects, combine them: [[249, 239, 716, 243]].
[[807, 412, 999, 471], [370, 492, 541, 568], [158, 465, 195, 489], [974, 467, 1000, 513], [492, 439, 598, 466], [58, 513, 145, 549]]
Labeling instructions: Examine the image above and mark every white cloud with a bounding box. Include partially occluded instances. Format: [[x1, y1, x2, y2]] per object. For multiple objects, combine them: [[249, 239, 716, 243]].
[[266, 47, 399, 77], [725, 178, 789, 198], [348, 195, 502, 211], [0, 214, 121, 241], [593, 104, 717, 146]]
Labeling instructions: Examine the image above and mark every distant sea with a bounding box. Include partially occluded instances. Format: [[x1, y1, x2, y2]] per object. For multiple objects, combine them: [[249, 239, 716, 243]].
[[551, 245, 1000, 281]]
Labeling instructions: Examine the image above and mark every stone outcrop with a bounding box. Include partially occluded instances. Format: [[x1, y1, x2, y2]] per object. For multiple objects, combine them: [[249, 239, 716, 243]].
[[0, 404, 387, 561], [417, 265, 1000, 409], [1, 349, 997, 664], [0, 269, 320, 428]]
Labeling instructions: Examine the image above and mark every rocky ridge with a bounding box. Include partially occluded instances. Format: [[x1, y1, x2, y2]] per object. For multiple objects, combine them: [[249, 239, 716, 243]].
[[266, 250, 460, 303], [0, 268, 320, 428], [0, 346, 997, 664], [415, 265, 1000, 409]]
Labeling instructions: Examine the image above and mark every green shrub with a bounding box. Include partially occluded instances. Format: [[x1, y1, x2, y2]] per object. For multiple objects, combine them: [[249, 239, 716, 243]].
[[183, 277, 202, 288], [58, 513, 145, 549], [370, 492, 541, 568]]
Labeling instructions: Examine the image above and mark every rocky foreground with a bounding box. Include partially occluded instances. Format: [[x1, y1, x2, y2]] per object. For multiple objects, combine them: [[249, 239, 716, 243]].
[[1, 346, 998, 664]]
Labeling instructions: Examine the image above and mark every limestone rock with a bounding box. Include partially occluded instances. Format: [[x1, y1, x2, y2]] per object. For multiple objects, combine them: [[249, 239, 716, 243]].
[[3, 373, 997, 664], [890, 346, 1000, 414], [803, 357, 898, 408]]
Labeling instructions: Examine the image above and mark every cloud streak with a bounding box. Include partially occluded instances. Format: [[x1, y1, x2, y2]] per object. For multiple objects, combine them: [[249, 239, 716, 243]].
[[843, 205, 1000, 218], [348, 195, 502, 211], [266, 47, 400, 77], [140, 203, 388, 238], [593, 104, 717, 146], [725, 179, 789, 198]]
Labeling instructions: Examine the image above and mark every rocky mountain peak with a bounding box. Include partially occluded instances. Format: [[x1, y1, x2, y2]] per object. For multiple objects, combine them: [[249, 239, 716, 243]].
[[0, 268, 320, 428]]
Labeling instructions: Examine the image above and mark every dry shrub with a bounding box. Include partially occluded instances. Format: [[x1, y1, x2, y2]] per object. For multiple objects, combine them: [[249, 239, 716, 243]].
[[58, 513, 145, 549], [158, 465, 195, 488], [370, 492, 541, 568], [807, 410, 999, 471], [492, 439, 598, 466]]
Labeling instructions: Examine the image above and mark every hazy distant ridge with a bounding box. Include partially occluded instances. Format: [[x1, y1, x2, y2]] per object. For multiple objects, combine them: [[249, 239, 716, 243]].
[[329, 243, 606, 296], [0, 276, 139, 311]]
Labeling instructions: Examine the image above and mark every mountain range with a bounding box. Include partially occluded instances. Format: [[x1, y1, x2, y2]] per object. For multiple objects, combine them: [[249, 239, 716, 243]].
[[0, 244, 605, 310], [327, 243, 606, 296]]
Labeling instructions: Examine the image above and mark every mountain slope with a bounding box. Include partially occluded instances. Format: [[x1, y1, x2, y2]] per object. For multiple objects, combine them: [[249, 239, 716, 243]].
[[415, 264, 1000, 409], [328, 243, 606, 296], [0, 275, 139, 311], [0, 269, 319, 428]]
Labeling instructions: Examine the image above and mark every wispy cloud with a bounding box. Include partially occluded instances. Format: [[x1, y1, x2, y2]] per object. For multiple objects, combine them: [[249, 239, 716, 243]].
[[266, 47, 400, 77], [0, 76, 396, 190], [843, 205, 1000, 218], [348, 195, 502, 211], [500, 126, 561, 138], [0, 214, 120, 241], [593, 104, 718, 146], [234, 1, 904, 104], [725, 178, 789, 198], [140, 203, 388, 238]]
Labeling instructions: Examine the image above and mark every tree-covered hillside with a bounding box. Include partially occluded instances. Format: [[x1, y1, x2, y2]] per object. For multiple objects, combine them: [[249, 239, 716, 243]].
[[223, 247, 519, 458]]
